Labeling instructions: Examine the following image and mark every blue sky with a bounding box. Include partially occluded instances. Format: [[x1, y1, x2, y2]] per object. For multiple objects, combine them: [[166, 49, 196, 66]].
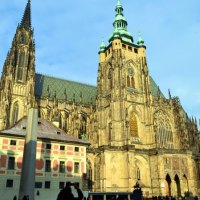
[[0, 0, 200, 123]]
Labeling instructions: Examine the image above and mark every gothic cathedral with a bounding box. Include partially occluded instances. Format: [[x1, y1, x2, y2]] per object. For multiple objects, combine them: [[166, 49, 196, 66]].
[[0, 0, 199, 197]]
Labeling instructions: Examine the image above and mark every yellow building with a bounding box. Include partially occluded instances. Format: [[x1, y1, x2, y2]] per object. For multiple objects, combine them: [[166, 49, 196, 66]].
[[0, 0, 199, 199]]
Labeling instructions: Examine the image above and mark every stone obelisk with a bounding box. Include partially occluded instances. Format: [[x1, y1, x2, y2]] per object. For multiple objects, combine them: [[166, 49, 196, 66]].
[[18, 108, 38, 200]]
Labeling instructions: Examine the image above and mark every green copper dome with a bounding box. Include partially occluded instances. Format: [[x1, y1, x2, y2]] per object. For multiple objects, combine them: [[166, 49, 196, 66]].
[[99, 40, 106, 52], [109, 0, 133, 44], [137, 33, 145, 46]]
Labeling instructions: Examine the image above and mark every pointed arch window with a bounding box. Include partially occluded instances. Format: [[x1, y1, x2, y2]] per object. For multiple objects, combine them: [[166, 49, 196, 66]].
[[154, 111, 173, 149], [79, 114, 87, 138], [17, 52, 25, 81], [19, 33, 26, 44], [127, 75, 130, 87], [129, 113, 138, 137], [12, 103, 19, 125], [127, 76, 135, 88], [47, 108, 51, 120], [63, 110, 69, 132], [136, 168, 140, 180], [21, 35, 24, 43], [87, 159, 93, 189], [107, 68, 112, 90], [127, 67, 135, 88]]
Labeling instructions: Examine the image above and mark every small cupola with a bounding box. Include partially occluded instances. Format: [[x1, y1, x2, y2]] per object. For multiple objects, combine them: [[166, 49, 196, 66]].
[[99, 40, 106, 53], [137, 33, 145, 46]]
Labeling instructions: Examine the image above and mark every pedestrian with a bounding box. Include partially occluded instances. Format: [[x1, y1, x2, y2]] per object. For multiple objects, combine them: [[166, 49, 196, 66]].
[[23, 196, 27, 200], [57, 182, 83, 200], [13, 195, 17, 200]]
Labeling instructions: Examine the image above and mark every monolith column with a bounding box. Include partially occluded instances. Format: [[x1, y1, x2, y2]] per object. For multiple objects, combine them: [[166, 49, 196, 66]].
[[18, 108, 38, 200]]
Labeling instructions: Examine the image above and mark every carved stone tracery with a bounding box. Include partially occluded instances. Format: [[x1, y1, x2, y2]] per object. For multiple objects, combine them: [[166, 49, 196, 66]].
[[154, 111, 173, 149]]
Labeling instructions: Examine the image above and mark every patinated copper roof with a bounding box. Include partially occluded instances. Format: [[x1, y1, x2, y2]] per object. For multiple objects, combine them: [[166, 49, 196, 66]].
[[35, 73, 97, 105], [35, 73, 163, 105], [0, 117, 89, 145]]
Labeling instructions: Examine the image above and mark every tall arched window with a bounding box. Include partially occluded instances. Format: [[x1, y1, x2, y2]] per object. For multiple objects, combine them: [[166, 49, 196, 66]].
[[12, 103, 19, 125], [94, 156, 101, 188], [130, 113, 138, 137], [80, 115, 87, 135], [107, 68, 112, 91], [127, 75, 135, 88], [131, 77, 135, 88], [17, 52, 25, 81], [136, 167, 141, 180], [154, 111, 173, 149], [87, 159, 93, 189], [127, 66, 135, 88], [127, 75, 130, 87], [63, 110, 69, 132]]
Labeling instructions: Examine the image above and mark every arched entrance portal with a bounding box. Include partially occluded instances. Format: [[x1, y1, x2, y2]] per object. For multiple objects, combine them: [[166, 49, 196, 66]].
[[166, 174, 172, 196], [174, 174, 181, 197], [183, 174, 189, 196]]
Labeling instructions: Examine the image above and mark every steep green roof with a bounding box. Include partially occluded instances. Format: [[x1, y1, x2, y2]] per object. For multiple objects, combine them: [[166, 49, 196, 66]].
[[35, 73, 97, 105], [149, 76, 165, 98], [35, 74, 164, 105]]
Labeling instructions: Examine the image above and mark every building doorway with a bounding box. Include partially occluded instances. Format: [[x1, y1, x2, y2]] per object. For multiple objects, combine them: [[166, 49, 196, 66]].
[[183, 174, 189, 196], [166, 174, 172, 196], [174, 174, 181, 197]]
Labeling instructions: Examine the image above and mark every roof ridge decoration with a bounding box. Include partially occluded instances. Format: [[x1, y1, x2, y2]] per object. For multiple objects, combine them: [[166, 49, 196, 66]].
[[20, 0, 31, 30]]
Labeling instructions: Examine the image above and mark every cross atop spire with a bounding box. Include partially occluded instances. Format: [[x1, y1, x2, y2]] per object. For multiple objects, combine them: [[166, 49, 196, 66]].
[[20, 0, 31, 30], [117, 0, 122, 7]]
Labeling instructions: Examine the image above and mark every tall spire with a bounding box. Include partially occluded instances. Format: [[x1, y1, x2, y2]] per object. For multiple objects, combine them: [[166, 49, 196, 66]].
[[20, 0, 31, 30], [109, 0, 133, 44]]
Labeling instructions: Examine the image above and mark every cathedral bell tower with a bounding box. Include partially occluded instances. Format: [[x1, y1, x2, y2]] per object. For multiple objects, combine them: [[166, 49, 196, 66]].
[[97, 0, 150, 147], [93, 1, 155, 192], [0, 0, 35, 129]]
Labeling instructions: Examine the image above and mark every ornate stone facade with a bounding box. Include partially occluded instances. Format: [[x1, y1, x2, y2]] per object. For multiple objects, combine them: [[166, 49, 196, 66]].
[[0, 0, 200, 198]]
